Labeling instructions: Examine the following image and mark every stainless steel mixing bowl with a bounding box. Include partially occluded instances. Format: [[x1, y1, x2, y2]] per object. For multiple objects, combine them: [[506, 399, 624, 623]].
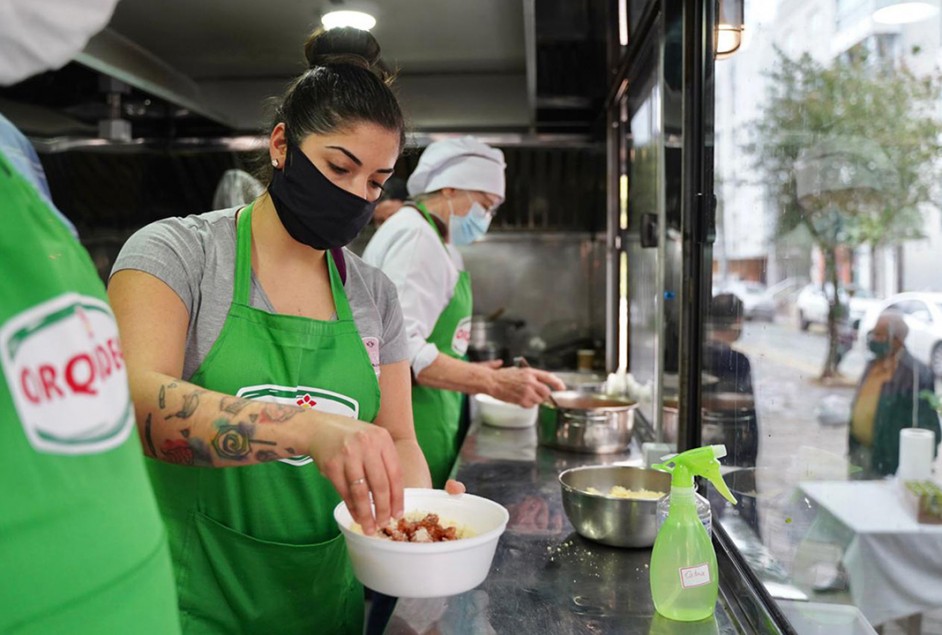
[[558, 465, 670, 548]]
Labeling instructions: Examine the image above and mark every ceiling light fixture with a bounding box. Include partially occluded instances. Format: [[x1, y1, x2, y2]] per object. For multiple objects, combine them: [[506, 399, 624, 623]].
[[618, 0, 628, 46], [872, 1, 939, 24], [715, 0, 745, 60], [321, 9, 376, 31]]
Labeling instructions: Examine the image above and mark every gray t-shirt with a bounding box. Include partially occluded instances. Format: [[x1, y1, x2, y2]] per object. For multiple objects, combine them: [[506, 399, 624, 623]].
[[112, 207, 409, 381]]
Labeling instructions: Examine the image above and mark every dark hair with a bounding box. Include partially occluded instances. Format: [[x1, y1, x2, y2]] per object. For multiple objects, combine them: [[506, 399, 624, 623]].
[[708, 293, 744, 327], [257, 27, 405, 183], [378, 176, 409, 202]]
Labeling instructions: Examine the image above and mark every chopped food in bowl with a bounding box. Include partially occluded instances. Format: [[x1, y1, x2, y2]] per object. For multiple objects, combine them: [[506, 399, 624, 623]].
[[353, 512, 469, 542], [334, 488, 509, 598]]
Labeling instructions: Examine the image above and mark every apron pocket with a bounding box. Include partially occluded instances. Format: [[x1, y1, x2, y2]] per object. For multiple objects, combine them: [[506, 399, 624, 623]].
[[180, 511, 362, 635]]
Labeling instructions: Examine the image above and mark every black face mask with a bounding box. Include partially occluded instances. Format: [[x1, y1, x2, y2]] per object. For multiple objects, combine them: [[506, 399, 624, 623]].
[[269, 142, 377, 249]]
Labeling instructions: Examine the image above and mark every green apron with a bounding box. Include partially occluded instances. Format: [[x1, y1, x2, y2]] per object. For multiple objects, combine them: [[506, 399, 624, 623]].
[[148, 204, 380, 634], [0, 152, 179, 633], [411, 204, 474, 488]]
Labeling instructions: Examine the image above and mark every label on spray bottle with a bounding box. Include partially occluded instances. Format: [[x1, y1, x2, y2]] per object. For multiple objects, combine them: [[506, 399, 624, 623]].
[[679, 563, 711, 589]]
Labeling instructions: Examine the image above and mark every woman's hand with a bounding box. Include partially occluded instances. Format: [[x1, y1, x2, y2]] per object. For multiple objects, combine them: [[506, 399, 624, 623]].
[[489, 367, 566, 408], [307, 413, 404, 536], [444, 479, 466, 495], [473, 359, 504, 369]]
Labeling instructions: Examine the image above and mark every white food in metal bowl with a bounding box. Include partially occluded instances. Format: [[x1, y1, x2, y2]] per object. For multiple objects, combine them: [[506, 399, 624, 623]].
[[474, 393, 538, 428], [584, 485, 664, 500], [334, 488, 509, 598]]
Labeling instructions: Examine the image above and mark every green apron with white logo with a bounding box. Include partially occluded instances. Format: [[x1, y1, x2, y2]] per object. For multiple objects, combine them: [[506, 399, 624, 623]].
[[0, 152, 180, 633], [147, 204, 380, 634], [411, 204, 473, 488]]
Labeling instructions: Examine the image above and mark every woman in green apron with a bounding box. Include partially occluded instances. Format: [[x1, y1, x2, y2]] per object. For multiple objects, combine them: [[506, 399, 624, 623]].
[[363, 137, 566, 488], [108, 28, 440, 634]]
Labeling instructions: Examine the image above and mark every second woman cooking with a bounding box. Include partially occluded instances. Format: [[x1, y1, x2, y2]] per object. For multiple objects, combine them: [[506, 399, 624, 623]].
[[363, 137, 565, 487]]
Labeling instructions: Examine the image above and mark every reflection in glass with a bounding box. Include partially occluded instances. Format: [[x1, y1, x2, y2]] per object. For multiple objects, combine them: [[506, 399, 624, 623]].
[[711, 1, 942, 630], [627, 88, 663, 428]]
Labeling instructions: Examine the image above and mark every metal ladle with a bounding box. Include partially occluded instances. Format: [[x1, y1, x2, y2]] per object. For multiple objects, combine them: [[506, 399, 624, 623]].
[[514, 356, 561, 409]]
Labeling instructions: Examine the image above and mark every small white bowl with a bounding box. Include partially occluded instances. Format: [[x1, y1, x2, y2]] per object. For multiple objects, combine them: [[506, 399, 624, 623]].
[[333, 488, 509, 598], [474, 393, 538, 428]]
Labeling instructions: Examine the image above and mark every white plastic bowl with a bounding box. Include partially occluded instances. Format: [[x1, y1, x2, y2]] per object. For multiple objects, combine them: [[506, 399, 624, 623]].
[[333, 488, 509, 598], [474, 393, 538, 428]]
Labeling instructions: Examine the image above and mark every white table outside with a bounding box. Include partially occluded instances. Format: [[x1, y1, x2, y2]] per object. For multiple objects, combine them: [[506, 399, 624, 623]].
[[800, 480, 942, 628]]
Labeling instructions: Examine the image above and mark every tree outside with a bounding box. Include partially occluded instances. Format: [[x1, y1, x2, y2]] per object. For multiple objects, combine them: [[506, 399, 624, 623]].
[[750, 48, 942, 379]]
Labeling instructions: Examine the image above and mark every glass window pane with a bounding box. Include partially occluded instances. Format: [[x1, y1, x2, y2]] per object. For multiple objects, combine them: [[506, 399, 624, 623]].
[[709, 1, 942, 631]]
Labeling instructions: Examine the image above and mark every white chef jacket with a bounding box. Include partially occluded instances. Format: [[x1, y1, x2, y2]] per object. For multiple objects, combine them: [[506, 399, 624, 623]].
[[362, 205, 464, 376]]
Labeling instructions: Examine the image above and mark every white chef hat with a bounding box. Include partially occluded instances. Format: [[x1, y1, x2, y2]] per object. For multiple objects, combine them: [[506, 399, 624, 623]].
[[407, 136, 506, 202], [0, 0, 121, 85]]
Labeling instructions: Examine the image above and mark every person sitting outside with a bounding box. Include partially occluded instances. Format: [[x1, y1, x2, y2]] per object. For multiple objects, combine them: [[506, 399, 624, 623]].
[[702, 293, 758, 469], [704, 292, 754, 397], [702, 292, 760, 531], [849, 310, 940, 477]]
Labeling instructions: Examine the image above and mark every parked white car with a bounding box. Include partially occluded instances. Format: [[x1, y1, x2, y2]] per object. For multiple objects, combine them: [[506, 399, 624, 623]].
[[856, 292, 942, 377], [713, 279, 777, 321], [795, 283, 882, 331]]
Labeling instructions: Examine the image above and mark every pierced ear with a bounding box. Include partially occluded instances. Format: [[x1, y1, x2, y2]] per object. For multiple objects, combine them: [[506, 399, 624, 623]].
[[269, 122, 288, 166]]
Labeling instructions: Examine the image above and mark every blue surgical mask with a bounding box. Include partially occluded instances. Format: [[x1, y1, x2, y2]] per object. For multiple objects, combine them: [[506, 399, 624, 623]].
[[448, 198, 492, 246]]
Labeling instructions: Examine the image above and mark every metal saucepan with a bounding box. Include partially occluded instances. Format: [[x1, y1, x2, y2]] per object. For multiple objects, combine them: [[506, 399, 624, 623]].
[[538, 390, 638, 454]]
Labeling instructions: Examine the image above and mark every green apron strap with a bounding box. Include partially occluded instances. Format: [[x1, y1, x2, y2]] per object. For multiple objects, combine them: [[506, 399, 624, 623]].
[[415, 202, 446, 245], [406, 201, 474, 487], [233, 203, 254, 305], [327, 251, 354, 322], [234, 203, 353, 323]]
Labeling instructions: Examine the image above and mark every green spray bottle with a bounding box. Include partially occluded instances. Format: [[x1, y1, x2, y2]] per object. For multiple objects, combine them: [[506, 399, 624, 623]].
[[649, 445, 737, 621]]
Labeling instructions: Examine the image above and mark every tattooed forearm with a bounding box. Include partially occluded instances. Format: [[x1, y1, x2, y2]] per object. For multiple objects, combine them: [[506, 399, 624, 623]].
[[255, 449, 281, 462], [160, 439, 194, 465], [220, 395, 252, 415], [159, 435, 213, 466], [212, 422, 253, 460], [211, 420, 280, 462], [138, 376, 311, 468], [165, 389, 204, 420], [144, 413, 157, 457], [258, 403, 301, 424]]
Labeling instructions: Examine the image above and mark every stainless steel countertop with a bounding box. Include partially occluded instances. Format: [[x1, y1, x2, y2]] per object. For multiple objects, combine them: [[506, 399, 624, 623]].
[[385, 420, 746, 635]]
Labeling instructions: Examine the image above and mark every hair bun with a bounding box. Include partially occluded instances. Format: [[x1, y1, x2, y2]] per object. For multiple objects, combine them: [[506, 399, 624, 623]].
[[304, 27, 382, 71]]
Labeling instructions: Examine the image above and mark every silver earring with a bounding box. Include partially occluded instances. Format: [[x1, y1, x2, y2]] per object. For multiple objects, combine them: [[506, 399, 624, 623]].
[[271, 158, 279, 168]]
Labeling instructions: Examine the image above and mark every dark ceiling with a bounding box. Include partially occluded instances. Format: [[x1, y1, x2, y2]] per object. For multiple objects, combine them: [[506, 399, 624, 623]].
[[1, 0, 614, 145]]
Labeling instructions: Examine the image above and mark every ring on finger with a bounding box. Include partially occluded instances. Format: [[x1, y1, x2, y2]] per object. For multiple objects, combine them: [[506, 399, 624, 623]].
[[350, 477, 367, 487]]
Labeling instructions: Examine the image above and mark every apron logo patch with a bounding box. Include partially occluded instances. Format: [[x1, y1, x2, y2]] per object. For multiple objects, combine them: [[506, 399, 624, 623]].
[[452, 317, 471, 356], [0, 292, 134, 455], [296, 394, 317, 408], [237, 384, 359, 467]]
